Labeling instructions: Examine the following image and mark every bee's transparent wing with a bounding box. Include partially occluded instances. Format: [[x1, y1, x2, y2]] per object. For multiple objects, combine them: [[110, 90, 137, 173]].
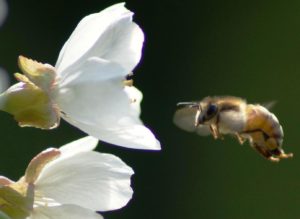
[[261, 101, 276, 110], [173, 107, 211, 136]]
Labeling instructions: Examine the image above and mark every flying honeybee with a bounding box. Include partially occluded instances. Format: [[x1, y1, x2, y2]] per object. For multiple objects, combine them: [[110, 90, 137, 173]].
[[173, 96, 293, 162]]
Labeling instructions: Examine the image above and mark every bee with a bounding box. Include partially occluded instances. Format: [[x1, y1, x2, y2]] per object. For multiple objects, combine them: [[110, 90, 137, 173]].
[[173, 96, 293, 162]]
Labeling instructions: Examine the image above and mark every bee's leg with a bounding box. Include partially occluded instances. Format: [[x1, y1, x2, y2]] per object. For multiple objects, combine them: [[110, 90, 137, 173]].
[[270, 148, 293, 160], [279, 153, 293, 159], [210, 124, 222, 139], [235, 133, 246, 145], [268, 157, 281, 162], [251, 143, 280, 162]]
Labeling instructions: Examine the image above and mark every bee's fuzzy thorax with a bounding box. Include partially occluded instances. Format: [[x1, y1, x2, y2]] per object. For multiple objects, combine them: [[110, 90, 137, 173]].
[[217, 100, 247, 134]]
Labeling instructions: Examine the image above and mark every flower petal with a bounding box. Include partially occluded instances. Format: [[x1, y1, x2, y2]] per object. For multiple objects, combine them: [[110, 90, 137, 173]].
[[0, 177, 14, 186], [56, 3, 143, 77], [35, 151, 134, 211], [57, 57, 126, 88], [58, 136, 98, 159], [0, 68, 9, 94], [0, 0, 8, 27], [25, 148, 60, 184], [30, 205, 103, 219], [64, 117, 161, 150], [18, 56, 56, 92], [55, 59, 160, 150], [124, 85, 142, 117]]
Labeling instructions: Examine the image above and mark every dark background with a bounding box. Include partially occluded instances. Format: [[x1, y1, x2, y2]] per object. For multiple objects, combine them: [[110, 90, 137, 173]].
[[1, 0, 300, 218]]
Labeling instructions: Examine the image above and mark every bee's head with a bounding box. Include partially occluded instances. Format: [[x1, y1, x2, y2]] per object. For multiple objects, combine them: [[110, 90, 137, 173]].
[[176, 100, 219, 127], [195, 102, 219, 126]]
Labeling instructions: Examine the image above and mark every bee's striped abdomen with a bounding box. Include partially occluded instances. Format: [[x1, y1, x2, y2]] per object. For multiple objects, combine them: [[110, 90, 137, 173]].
[[241, 104, 289, 161]]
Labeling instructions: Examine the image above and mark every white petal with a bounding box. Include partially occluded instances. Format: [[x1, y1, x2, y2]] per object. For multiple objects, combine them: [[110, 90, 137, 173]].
[[57, 57, 126, 88], [55, 59, 160, 150], [56, 3, 144, 76], [30, 205, 103, 219], [58, 136, 98, 159], [0, 0, 8, 27], [0, 68, 9, 93], [35, 151, 134, 211], [1, 82, 24, 93], [124, 85, 142, 117], [64, 117, 161, 150]]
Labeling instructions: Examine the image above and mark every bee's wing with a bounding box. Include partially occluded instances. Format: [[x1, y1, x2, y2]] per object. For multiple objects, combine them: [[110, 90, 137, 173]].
[[261, 101, 276, 110], [173, 107, 211, 136]]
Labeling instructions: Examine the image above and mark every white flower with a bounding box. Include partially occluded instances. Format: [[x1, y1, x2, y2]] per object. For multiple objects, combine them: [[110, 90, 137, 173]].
[[0, 68, 9, 94], [0, 136, 134, 219], [0, 0, 8, 27], [0, 3, 161, 150], [0, 0, 9, 98]]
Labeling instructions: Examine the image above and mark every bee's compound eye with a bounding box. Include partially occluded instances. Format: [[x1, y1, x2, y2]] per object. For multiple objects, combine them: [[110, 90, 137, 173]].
[[206, 104, 218, 117]]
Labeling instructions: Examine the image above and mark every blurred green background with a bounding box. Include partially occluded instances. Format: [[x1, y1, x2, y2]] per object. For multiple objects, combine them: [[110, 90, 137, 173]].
[[1, 0, 300, 218]]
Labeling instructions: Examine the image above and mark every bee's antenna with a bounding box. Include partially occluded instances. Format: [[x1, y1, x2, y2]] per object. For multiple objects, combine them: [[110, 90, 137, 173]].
[[177, 102, 199, 109]]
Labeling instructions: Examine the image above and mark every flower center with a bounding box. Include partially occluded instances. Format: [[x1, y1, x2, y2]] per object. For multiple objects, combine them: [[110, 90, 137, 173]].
[[0, 56, 61, 129]]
